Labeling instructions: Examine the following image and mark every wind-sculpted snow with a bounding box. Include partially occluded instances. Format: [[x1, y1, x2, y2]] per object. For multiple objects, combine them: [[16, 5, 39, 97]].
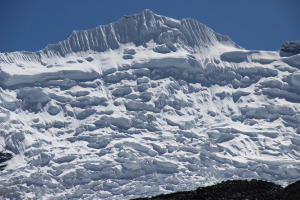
[[0, 10, 300, 200]]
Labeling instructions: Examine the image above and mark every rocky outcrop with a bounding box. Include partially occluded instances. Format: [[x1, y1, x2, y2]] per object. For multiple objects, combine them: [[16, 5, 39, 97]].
[[280, 41, 300, 57], [0, 152, 12, 171], [133, 179, 300, 200]]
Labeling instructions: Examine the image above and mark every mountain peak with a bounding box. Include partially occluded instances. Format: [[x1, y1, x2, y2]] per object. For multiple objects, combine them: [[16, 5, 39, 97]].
[[123, 9, 156, 20], [41, 10, 239, 57], [0, 10, 240, 64], [139, 8, 155, 16]]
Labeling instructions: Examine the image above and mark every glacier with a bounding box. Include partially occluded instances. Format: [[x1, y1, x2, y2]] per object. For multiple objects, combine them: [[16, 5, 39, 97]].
[[0, 9, 300, 199]]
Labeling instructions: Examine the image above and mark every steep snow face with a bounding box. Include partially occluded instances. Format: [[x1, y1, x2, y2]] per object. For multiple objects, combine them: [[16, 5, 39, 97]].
[[1, 10, 300, 200]]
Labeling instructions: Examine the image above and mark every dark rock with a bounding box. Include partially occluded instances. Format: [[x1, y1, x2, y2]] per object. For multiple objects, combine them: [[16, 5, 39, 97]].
[[0, 152, 13, 171], [280, 41, 300, 57], [281, 179, 300, 200], [133, 179, 283, 200]]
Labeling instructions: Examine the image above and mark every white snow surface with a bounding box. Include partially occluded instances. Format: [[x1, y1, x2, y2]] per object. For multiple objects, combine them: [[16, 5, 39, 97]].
[[0, 9, 300, 200]]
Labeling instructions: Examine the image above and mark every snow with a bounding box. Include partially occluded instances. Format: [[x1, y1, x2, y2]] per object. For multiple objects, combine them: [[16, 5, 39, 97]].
[[0, 9, 300, 200]]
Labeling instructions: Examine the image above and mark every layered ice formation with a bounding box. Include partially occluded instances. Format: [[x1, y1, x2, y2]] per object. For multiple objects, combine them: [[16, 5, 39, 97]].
[[0, 9, 300, 199]]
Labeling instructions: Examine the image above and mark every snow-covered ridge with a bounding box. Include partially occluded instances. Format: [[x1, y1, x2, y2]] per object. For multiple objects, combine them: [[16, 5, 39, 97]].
[[0, 9, 239, 63]]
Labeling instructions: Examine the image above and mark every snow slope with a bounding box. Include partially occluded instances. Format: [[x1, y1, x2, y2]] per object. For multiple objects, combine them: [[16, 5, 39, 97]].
[[0, 9, 300, 200]]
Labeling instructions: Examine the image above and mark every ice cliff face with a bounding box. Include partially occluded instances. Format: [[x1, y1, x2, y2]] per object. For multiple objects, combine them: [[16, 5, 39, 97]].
[[0, 9, 300, 200]]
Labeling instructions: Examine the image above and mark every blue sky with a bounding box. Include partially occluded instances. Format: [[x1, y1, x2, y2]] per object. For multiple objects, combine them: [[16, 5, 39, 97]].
[[0, 0, 299, 52]]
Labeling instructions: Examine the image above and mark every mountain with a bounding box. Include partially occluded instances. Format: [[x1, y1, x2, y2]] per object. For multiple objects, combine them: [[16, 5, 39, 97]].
[[0, 9, 300, 199]]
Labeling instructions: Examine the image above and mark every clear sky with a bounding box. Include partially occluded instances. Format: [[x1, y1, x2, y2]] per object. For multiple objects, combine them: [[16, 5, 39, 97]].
[[0, 0, 299, 52]]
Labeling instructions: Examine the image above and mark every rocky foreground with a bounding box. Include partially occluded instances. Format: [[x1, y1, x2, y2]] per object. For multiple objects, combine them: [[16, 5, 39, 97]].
[[133, 179, 300, 200]]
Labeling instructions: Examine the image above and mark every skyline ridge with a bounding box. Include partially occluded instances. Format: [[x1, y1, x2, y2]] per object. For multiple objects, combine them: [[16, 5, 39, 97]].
[[1, 1, 299, 52]]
